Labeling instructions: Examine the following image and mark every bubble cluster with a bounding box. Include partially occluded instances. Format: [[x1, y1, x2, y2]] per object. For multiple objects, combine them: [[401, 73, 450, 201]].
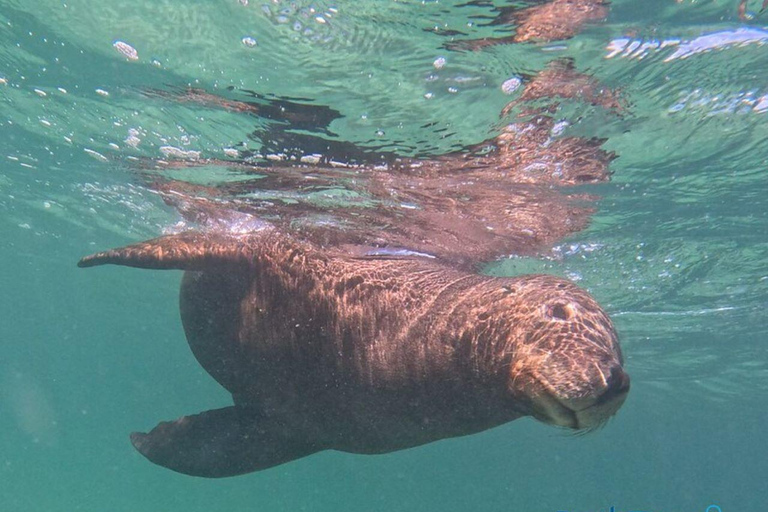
[[112, 40, 139, 61], [501, 76, 522, 94]]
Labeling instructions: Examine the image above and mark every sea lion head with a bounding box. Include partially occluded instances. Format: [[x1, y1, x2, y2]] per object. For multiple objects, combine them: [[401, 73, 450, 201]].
[[499, 275, 629, 431]]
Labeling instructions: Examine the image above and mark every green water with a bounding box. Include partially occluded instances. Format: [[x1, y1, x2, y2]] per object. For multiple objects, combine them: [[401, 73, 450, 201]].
[[1, 1, 766, 511]]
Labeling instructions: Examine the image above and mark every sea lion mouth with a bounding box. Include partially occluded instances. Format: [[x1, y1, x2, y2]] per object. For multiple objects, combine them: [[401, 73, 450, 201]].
[[532, 367, 630, 431]]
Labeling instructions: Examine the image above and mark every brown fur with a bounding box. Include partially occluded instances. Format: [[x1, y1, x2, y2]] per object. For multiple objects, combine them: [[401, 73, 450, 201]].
[[80, 229, 629, 477]]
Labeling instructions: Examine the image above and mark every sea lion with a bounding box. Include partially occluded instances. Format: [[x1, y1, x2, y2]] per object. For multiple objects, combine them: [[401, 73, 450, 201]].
[[79, 228, 629, 478], [80, 55, 628, 477]]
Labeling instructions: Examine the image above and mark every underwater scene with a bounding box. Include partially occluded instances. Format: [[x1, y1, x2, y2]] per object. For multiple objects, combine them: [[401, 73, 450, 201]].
[[1, 1, 766, 511]]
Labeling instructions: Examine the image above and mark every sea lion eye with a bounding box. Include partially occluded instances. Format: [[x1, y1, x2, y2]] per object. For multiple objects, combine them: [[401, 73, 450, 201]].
[[546, 303, 575, 321]]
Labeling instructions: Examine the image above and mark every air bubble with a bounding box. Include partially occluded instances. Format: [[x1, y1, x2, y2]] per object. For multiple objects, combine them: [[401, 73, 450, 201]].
[[242, 36, 258, 47], [160, 146, 201, 160], [84, 148, 108, 162], [501, 76, 522, 94], [113, 40, 139, 61]]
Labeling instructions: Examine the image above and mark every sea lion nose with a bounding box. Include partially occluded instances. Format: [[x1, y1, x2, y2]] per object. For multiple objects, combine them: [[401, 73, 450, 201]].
[[597, 366, 630, 404]]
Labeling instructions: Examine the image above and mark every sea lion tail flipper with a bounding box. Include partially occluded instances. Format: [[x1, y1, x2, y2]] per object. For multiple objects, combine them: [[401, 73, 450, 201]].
[[130, 406, 321, 477], [77, 231, 257, 270]]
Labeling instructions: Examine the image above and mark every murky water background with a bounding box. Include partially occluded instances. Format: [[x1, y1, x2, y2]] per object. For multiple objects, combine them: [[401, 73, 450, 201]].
[[1, 1, 766, 511]]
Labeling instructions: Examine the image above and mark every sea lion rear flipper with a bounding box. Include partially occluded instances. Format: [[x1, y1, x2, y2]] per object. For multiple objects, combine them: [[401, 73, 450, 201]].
[[77, 231, 258, 270], [130, 406, 321, 477]]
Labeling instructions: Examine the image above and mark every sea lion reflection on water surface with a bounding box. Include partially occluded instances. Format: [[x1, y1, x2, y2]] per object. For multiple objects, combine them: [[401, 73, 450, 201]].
[[79, 229, 629, 478]]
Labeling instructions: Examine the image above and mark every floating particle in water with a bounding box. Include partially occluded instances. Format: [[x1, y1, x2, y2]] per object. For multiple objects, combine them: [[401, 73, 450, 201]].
[[113, 40, 139, 61], [57, 87, 67, 94], [151, 58, 162, 67], [315, 16, 327, 24], [501, 76, 522, 94], [0, 77, 7, 85], [433, 56, 446, 69], [223, 148, 239, 158], [34, 88, 47, 97], [239, 0, 248, 5], [241, 36, 257, 47], [84, 148, 108, 162], [424, 92, 434, 99], [39, 119, 51, 127], [95, 88, 109, 97], [375, 129, 385, 137]]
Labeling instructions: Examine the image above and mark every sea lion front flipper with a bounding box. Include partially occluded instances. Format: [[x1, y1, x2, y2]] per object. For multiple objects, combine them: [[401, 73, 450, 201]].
[[130, 406, 321, 478], [77, 231, 260, 270]]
